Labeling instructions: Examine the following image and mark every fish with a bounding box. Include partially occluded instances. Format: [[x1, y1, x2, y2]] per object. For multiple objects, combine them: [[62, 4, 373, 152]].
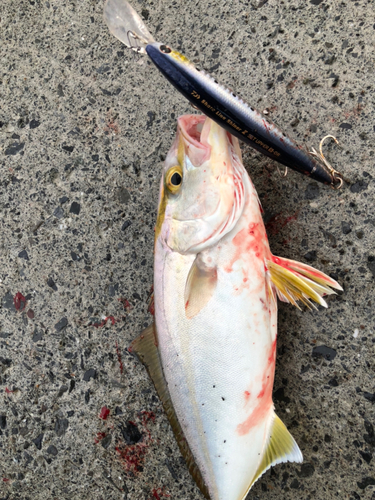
[[103, 0, 344, 188], [130, 114, 342, 499], [130, 114, 342, 500]]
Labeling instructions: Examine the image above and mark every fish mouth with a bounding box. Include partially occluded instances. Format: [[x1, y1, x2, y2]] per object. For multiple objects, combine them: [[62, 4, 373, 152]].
[[178, 114, 206, 145], [177, 115, 211, 167]]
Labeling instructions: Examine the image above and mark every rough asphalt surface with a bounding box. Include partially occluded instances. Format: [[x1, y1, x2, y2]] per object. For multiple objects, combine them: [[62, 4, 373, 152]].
[[1, 0, 374, 499]]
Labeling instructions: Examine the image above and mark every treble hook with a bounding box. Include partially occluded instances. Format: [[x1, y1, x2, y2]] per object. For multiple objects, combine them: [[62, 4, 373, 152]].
[[276, 166, 288, 178], [310, 135, 344, 189], [125, 30, 144, 60]]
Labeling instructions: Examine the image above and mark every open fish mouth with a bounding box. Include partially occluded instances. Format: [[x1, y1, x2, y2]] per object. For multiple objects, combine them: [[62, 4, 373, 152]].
[[177, 115, 211, 167], [178, 114, 206, 146]]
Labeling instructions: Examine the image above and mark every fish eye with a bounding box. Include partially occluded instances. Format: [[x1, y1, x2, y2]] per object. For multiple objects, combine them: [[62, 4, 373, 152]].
[[160, 45, 171, 54], [171, 172, 182, 185], [166, 165, 183, 194]]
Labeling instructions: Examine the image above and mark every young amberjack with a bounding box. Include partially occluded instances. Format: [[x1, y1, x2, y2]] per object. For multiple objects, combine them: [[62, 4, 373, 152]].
[[131, 115, 342, 500]]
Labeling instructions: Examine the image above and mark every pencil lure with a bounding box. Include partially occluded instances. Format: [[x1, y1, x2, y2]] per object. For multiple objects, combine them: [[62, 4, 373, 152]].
[[103, 0, 344, 188], [129, 114, 342, 500]]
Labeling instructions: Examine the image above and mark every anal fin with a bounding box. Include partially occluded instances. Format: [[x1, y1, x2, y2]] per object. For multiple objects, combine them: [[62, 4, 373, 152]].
[[129, 324, 210, 500], [267, 255, 342, 310], [250, 413, 303, 488]]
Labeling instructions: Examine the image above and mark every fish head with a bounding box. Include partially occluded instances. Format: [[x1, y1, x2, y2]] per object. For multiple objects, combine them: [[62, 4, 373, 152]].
[[156, 115, 245, 254]]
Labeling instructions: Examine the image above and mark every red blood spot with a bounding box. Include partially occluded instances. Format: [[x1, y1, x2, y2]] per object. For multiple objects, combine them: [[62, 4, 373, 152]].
[[116, 341, 124, 374], [237, 338, 277, 435], [107, 316, 116, 325], [94, 432, 106, 444], [259, 298, 268, 311], [268, 338, 277, 365], [148, 297, 155, 316], [118, 298, 132, 311], [244, 391, 251, 403], [116, 442, 148, 474], [152, 490, 161, 500], [151, 487, 170, 499], [141, 411, 156, 425], [99, 406, 110, 420], [226, 222, 268, 274], [265, 212, 298, 236], [5, 387, 14, 394], [257, 388, 265, 399], [262, 119, 270, 133], [92, 316, 116, 328], [13, 292, 26, 311], [116, 412, 156, 474], [3, 478, 10, 483], [27, 309, 34, 319]]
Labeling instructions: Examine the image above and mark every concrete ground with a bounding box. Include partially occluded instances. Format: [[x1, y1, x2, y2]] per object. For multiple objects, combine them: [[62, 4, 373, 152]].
[[0, 0, 374, 499]]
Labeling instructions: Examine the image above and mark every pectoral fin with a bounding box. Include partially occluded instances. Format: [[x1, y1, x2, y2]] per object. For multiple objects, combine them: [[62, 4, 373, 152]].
[[129, 324, 210, 500], [184, 256, 218, 319], [267, 255, 342, 310], [250, 412, 303, 488]]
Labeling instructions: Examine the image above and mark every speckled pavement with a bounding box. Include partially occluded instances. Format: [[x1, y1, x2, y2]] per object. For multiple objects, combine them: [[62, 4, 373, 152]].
[[0, 0, 374, 499]]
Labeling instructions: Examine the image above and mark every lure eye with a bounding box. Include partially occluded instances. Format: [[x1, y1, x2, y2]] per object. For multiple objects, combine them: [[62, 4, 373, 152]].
[[160, 45, 171, 54], [166, 166, 183, 194]]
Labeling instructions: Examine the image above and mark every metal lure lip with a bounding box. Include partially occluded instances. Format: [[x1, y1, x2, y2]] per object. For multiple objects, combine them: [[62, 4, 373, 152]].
[[103, 0, 155, 53], [145, 43, 344, 187]]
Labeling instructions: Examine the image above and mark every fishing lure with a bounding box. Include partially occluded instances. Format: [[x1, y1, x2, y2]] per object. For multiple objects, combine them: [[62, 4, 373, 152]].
[[103, 0, 344, 188]]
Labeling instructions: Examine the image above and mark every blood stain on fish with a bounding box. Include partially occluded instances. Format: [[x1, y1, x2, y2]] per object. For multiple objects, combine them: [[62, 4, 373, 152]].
[[148, 297, 155, 316], [244, 391, 251, 403], [259, 298, 269, 312], [237, 338, 277, 435]]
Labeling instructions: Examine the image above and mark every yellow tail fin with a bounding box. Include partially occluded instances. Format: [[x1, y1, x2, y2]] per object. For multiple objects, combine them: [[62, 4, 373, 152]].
[[250, 413, 303, 488]]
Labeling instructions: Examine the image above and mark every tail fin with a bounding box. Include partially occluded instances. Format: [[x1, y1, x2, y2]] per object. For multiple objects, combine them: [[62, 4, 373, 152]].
[[267, 255, 342, 310], [249, 412, 303, 489]]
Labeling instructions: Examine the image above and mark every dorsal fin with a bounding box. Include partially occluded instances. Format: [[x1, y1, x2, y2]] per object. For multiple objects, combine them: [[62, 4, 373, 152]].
[[250, 412, 303, 489], [129, 324, 210, 499]]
